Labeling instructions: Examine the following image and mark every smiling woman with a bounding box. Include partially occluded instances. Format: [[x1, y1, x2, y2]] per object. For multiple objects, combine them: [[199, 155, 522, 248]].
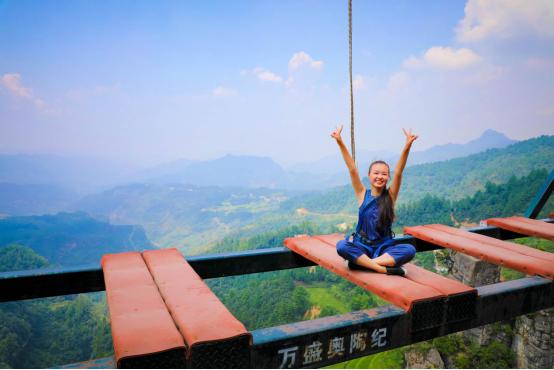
[[331, 126, 418, 276]]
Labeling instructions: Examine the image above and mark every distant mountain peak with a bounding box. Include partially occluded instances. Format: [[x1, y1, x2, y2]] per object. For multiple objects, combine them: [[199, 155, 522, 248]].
[[475, 129, 512, 141], [404, 129, 517, 166], [466, 129, 515, 148], [482, 128, 499, 135]]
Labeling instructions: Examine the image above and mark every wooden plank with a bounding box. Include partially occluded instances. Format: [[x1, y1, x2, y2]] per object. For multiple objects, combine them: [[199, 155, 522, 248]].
[[284, 234, 445, 312], [486, 216, 554, 241], [101, 252, 185, 368], [404, 226, 554, 279], [426, 224, 554, 263], [314, 233, 476, 296], [143, 248, 251, 367]]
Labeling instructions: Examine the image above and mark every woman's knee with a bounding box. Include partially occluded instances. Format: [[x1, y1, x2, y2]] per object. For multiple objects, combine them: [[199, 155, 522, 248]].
[[403, 244, 417, 263], [336, 240, 349, 258], [336, 240, 364, 262], [387, 244, 416, 266]]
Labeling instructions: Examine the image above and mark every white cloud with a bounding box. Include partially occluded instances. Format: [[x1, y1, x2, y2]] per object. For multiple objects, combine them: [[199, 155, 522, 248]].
[[403, 56, 425, 69], [404, 47, 481, 70], [288, 51, 324, 70], [460, 65, 508, 86], [257, 70, 283, 83], [285, 77, 294, 87], [249, 67, 283, 83], [1, 73, 52, 113], [243, 51, 322, 89], [1, 73, 33, 98], [386, 71, 409, 94], [212, 86, 238, 98], [457, 0, 554, 42]]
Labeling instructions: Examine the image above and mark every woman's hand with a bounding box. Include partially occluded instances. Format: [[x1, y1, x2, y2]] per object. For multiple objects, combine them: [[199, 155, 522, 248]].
[[332, 123, 364, 205], [390, 128, 418, 203], [331, 124, 343, 142], [403, 128, 418, 146]]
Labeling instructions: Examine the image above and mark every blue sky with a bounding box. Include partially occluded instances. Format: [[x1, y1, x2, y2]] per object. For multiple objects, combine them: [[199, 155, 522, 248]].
[[1, 0, 553, 167]]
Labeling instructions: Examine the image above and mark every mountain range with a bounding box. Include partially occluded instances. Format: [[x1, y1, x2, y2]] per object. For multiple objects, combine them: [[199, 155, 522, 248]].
[[0, 133, 551, 256], [0, 130, 516, 192], [134, 129, 516, 188], [289, 129, 516, 174], [68, 135, 554, 251], [280, 135, 554, 217]]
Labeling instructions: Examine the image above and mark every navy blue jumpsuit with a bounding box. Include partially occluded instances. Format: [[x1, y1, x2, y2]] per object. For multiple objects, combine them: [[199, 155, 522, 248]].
[[336, 189, 416, 266]]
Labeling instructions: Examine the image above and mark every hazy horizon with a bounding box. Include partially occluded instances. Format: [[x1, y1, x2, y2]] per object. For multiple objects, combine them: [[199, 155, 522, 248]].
[[1, 0, 553, 168], [0, 127, 518, 170]]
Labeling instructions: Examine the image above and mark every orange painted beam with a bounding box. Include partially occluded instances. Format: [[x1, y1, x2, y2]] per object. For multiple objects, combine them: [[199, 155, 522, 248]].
[[404, 225, 554, 279], [101, 252, 185, 368], [314, 234, 475, 297], [285, 234, 447, 312], [143, 248, 251, 360], [486, 216, 554, 241], [426, 224, 554, 263]]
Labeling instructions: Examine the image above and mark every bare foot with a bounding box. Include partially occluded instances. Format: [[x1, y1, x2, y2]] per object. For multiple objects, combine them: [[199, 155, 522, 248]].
[[352, 255, 387, 273]]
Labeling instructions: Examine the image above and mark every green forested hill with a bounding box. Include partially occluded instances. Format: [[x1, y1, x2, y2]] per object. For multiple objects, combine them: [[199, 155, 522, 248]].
[[0, 244, 49, 272], [210, 170, 553, 258], [280, 135, 554, 215], [74, 183, 292, 251], [0, 212, 154, 266], [395, 169, 554, 228], [399, 135, 554, 203], [66, 135, 553, 254], [0, 245, 112, 368]]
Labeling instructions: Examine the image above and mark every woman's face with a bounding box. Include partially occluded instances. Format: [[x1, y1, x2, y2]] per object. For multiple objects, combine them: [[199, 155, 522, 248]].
[[368, 163, 390, 189]]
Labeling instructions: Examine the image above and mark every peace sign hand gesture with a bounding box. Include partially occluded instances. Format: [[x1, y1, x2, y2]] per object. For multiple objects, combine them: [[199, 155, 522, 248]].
[[331, 124, 343, 142], [403, 128, 419, 146]]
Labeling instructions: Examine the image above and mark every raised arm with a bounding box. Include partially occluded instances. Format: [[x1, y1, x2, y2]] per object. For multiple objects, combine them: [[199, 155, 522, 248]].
[[389, 128, 418, 205], [331, 125, 365, 205]]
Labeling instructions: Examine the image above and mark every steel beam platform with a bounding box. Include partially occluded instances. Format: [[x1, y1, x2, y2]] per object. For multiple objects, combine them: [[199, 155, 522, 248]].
[[253, 276, 552, 368], [2, 220, 552, 303], [61, 276, 552, 369]]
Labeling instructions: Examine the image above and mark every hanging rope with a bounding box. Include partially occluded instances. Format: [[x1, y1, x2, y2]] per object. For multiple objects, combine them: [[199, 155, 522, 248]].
[[348, 0, 356, 163]]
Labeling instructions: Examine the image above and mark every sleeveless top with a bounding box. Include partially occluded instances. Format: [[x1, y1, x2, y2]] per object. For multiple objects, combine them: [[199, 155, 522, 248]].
[[354, 189, 392, 244]]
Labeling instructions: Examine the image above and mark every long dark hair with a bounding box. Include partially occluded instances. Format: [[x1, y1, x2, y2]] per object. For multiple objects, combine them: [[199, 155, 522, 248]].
[[369, 160, 395, 237]]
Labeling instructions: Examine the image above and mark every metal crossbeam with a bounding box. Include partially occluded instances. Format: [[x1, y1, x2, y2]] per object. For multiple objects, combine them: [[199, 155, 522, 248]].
[[61, 276, 552, 369], [249, 276, 552, 368], [1, 221, 552, 303]]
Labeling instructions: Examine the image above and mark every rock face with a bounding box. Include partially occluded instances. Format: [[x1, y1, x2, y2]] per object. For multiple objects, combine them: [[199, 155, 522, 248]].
[[449, 251, 511, 352], [512, 308, 554, 368], [447, 250, 552, 368], [405, 347, 445, 369], [464, 321, 514, 348], [449, 251, 500, 287]]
